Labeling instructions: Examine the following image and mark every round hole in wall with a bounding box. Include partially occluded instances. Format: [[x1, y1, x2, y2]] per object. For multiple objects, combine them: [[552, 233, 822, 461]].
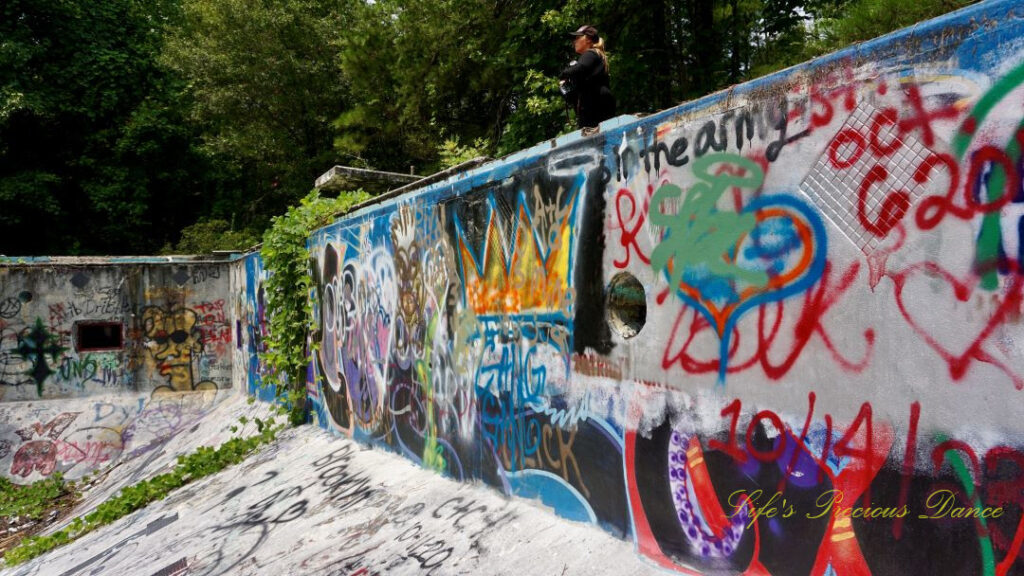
[[607, 272, 647, 339]]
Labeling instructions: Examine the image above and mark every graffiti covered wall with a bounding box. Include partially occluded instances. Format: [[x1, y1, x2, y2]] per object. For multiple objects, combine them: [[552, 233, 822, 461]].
[[306, 2, 1024, 574], [234, 251, 278, 402], [0, 261, 237, 400], [0, 255, 281, 485]]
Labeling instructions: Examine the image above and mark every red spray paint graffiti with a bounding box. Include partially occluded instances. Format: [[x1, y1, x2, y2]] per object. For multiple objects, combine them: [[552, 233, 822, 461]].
[[661, 261, 874, 380]]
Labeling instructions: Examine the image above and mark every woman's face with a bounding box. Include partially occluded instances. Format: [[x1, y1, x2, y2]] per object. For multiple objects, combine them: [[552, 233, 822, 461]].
[[573, 34, 593, 55]]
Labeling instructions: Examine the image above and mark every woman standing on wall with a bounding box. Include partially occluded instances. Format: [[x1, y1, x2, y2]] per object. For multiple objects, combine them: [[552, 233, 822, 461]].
[[559, 25, 616, 130]]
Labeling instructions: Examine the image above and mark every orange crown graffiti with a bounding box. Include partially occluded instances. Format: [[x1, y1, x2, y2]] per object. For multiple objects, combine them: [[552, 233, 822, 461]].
[[454, 189, 581, 317]]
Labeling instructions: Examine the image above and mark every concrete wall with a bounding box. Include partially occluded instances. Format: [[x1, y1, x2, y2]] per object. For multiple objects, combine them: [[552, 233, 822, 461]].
[[305, 1, 1024, 574], [235, 251, 278, 402], [0, 257, 269, 483], [0, 260, 240, 400]]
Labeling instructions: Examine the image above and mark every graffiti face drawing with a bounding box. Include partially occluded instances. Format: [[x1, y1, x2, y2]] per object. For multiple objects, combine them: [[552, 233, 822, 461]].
[[142, 307, 217, 393]]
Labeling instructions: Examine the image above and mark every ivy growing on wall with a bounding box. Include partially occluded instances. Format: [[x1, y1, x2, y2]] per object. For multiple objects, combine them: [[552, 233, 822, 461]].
[[260, 189, 371, 424]]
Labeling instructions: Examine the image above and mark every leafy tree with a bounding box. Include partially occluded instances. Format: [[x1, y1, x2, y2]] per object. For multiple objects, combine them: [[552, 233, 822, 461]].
[[0, 0, 220, 255], [160, 219, 260, 254], [1, 0, 985, 258], [437, 137, 490, 170], [336, 0, 577, 168], [812, 0, 977, 53], [162, 0, 356, 229], [497, 69, 574, 156]]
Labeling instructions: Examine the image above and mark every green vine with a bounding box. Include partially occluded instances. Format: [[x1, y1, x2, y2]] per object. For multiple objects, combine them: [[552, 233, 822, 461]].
[[4, 417, 282, 566], [260, 188, 370, 425], [0, 474, 73, 522]]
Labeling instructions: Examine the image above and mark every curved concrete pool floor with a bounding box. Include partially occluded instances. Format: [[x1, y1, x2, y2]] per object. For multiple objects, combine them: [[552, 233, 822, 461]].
[[2, 423, 659, 576]]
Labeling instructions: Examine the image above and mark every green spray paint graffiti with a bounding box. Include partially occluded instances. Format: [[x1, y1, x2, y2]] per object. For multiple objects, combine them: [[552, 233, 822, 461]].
[[649, 154, 769, 290], [415, 314, 446, 474], [647, 152, 828, 381], [951, 60, 1024, 291], [934, 433, 997, 576]]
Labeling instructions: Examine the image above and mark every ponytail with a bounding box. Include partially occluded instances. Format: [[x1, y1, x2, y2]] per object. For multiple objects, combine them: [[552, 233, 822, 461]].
[[591, 38, 609, 73]]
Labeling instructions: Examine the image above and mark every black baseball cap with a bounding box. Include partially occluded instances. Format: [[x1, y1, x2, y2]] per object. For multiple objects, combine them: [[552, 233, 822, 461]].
[[570, 25, 599, 40]]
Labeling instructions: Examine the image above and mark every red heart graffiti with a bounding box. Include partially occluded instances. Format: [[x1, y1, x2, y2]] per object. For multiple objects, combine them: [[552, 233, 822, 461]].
[[890, 262, 1024, 390]]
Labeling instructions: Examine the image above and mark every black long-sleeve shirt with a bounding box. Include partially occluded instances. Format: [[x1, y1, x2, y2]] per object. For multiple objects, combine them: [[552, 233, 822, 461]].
[[560, 50, 616, 129]]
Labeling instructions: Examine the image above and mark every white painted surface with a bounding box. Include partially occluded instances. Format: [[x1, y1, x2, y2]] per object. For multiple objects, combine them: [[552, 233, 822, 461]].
[[3, 426, 658, 576]]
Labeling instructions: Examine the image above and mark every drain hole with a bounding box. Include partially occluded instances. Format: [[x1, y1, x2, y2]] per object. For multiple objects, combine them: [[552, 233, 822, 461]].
[[607, 272, 646, 339]]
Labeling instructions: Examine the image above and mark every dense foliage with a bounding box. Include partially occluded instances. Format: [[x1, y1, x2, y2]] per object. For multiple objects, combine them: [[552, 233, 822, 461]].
[[0, 0, 220, 255], [260, 189, 370, 424], [0, 473, 72, 521], [1, 0, 978, 255]]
